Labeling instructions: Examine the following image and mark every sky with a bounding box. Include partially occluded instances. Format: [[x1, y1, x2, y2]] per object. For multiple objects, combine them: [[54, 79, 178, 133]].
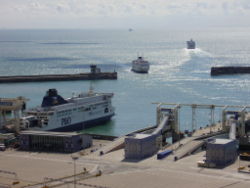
[[0, 0, 250, 29]]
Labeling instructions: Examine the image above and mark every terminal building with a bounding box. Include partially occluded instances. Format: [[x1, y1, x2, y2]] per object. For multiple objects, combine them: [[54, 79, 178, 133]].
[[206, 139, 237, 167], [125, 133, 160, 159], [19, 131, 92, 153], [124, 111, 173, 160]]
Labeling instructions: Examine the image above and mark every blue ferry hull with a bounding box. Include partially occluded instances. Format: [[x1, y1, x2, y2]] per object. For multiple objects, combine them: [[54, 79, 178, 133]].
[[131, 69, 148, 74], [50, 114, 114, 132]]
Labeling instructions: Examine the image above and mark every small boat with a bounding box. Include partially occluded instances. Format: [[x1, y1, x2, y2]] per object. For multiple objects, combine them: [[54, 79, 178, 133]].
[[186, 39, 196, 49], [131, 56, 150, 73]]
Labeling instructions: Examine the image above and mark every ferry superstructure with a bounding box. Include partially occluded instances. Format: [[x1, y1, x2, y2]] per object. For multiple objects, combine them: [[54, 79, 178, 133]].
[[20, 88, 115, 131], [186, 39, 196, 49], [131, 56, 150, 73]]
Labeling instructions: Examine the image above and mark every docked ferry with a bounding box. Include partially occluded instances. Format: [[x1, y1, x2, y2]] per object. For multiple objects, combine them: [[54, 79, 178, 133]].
[[131, 56, 150, 73], [186, 39, 196, 49], [20, 88, 115, 131]]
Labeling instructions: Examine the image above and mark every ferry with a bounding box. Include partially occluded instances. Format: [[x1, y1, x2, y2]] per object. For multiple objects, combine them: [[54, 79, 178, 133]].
[[131, 56, 150, 73], [186, 39, 196, 49], [20, 88, 115, 131]]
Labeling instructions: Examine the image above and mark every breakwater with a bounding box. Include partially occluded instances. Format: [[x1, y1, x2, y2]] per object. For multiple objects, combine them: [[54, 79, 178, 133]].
[[211, 66, 250, 76], [0, 72, 117, 83]]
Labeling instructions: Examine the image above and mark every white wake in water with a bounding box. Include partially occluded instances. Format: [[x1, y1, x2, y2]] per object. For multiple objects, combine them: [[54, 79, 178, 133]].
[[184, 48, 213, 58]]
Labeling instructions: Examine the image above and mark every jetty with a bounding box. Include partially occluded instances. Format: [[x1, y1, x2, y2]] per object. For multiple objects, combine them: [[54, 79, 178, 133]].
[[0, 102, 250, 188], [0, 65, 117, 83], [211, 66, 250, 76]]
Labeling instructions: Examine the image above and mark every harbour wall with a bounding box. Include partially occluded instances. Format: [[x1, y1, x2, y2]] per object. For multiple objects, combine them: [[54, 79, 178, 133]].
[[211, 66, 250, 76], [0, 72, 117, 83]]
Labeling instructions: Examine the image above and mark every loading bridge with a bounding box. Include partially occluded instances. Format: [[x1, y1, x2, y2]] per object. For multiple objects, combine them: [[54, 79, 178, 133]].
[[154, 102, 250, 151], [98, 102, 250, 160], [124, 102, 250, 160], [124, 106, 178, 160]]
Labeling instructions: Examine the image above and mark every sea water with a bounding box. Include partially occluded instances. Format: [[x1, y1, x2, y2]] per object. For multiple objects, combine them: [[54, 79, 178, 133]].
[[1, 28, 250, 136]]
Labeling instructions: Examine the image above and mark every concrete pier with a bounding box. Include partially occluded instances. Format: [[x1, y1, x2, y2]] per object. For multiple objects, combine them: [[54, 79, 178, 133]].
[[211, 66, 250, 76], [0, 72, 117, 83], [0, 65, 117, 83]]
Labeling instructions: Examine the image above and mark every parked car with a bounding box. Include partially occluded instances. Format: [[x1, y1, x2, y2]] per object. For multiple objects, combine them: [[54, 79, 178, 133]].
[[0, 143, 6, 151]]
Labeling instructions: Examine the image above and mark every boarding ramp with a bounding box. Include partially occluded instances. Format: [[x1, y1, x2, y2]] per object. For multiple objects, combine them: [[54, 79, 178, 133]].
[[160, 123, 224, 161], [222, 109, 246, 136], [152, 116, 171, 136], [97, 125, 159, 156], [98, 136, 125, 155], [229, 119, 236, 140], [98, 115, 171, 157], [97, 107, 174, 160], [125, 116, 171, 160], [173, 140, 204, 161]]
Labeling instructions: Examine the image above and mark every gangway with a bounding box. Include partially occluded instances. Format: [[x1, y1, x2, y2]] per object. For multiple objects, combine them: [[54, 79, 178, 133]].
[[124, 106, 178, 160], [99, 136, 125, 155], [154, 102, 250, 158]]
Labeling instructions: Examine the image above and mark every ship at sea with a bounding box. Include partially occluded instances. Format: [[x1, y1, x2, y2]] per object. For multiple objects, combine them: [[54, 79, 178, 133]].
[[20, 88, 115, 131], [186, 39, 196, 49], [131, 56, 150, 73]]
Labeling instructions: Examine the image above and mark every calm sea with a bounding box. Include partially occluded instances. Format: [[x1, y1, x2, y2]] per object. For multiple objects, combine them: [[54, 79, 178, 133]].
[[1, 28, 250, 136]]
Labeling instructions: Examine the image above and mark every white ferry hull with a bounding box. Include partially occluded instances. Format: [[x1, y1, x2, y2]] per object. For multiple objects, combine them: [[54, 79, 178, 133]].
[[49, 113, 114, 131], [131, 66, 149, 73], [21, 89, 115, 132], [131, 57, 150, 73]]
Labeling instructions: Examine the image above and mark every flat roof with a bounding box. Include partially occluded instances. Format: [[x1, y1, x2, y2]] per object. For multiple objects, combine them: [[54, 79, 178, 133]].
[[133, 133, 151, 139], [20, 130, 86, 137], [209, 138, 235, 145]]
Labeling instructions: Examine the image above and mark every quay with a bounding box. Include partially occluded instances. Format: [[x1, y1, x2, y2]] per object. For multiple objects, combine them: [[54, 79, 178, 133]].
[[0, 65, 117, 83], [99, 102, 250, 162], [0, 102, 250, 188], [211, 66, 250, 76]]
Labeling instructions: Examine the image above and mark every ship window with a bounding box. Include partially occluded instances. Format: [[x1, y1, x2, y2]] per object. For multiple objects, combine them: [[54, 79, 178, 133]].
[[78, 107, 84, 111], [66, 110, 72, 115], [104, 108, 109, 113], [84, 107, 91, 111]]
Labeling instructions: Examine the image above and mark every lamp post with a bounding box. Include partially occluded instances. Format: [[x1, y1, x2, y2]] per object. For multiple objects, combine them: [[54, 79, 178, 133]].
[[71, 155, 79, 188]]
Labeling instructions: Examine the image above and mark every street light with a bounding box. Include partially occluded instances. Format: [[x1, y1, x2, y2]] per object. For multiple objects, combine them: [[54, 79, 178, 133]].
[[71, 154, 79, 188]]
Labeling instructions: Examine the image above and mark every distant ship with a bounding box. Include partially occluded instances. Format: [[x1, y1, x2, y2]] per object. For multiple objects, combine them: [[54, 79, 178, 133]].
[[20, 88, 115, 131], [186, 39, 196, 49], [131, 56, 150, 73]]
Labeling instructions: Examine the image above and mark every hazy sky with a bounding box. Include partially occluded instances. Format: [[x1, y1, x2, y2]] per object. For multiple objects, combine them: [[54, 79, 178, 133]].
[[1, 0, 250, 29]]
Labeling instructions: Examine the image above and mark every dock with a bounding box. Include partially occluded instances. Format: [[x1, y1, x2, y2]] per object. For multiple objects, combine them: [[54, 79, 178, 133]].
[[163, 123, 224, 161], [0, 103, 250, 188], [211, 66, 250, 76], [0, 65, 117, 83]]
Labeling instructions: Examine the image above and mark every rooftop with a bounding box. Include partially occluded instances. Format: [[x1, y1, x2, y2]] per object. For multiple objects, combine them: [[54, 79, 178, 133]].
[[20, 130, 85, 137], [209, 138, 235, 145]]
